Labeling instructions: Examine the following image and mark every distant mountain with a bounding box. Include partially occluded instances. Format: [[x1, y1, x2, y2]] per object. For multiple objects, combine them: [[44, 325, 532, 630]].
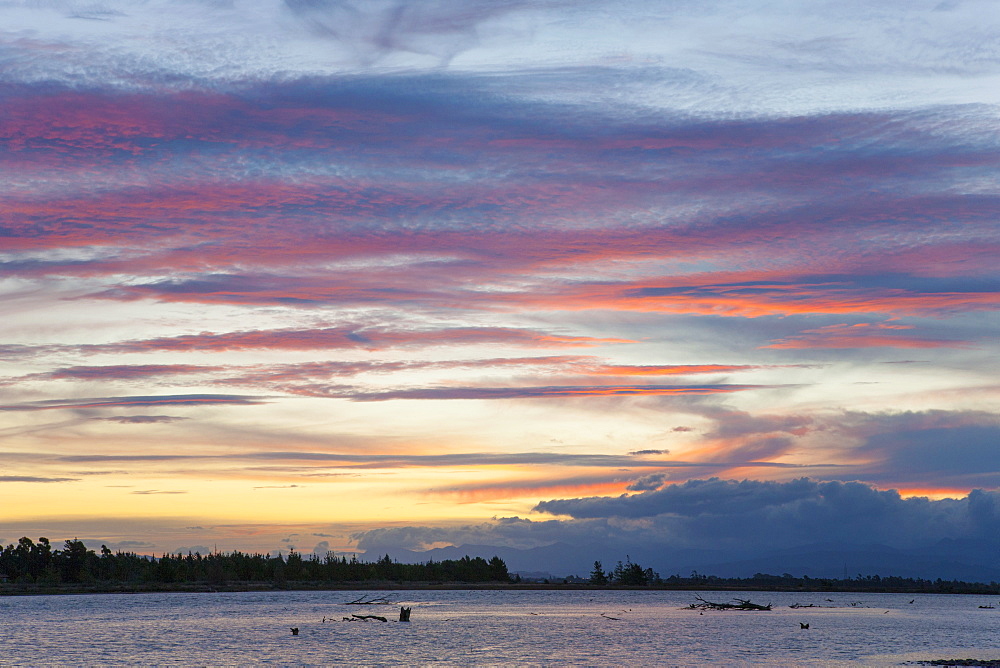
[[929, 538, 1000, 569], [362, 539, 1000, 582], [701, 542, 1000, 582]]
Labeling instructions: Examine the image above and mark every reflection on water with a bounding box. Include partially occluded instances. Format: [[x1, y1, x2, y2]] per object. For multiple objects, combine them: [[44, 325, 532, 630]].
[[1, 589, 999, 665]]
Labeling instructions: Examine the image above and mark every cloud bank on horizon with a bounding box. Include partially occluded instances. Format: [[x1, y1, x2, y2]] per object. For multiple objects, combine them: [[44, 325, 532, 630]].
[[355, 476, 1000, 553], [1, 0, 998, 563]]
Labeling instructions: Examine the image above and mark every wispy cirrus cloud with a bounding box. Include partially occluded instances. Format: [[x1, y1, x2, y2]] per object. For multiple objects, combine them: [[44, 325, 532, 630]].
[[762, 322, 972, 349], [103, 326, 630, 352], [0, 395, 267, 412], [427, 474, 634, 503], [506, 274, 1000, 319], [0, 475, 79, 483], [3, 80, 996, 346], [2, 0, 998, 568], [0, 326, 629, 360], [4, 80, 998, 270], [219, 358, 788, 391], [91, 415, 189, 424], [131, 489, 187, 495], [55, 449, 807, 470], [582, 363, 802, 376], [281, 0, 536, 67], [307, 383, 771, 402], [31, 364, 220, 381]]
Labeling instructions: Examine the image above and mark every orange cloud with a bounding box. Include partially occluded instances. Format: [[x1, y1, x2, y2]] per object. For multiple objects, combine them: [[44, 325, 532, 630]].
[[428, 476, 631, 503], [505, 280, 1000, 318], [338, 384, 768, 401]]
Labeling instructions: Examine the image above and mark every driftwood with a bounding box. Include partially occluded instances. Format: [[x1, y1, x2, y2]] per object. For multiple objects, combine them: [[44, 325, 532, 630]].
[[688, 595, 772, 611], [344, 614, 388, 622], [600, 612, 621, 620], [345, 594, 394, 605]]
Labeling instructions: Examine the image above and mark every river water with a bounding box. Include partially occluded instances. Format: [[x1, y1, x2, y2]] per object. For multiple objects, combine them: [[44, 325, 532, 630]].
[[2, 589, 999, 666]]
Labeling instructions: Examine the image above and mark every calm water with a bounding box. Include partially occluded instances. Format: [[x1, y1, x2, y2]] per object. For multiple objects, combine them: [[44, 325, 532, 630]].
[[2, 589, 999, 666]]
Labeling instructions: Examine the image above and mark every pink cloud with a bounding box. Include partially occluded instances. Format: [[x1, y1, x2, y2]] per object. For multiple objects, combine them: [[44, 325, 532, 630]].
[[583, 363, 793, 376], [83, 326, 631, 354], [762, 322, 970, 349], [504, 277, 1000, 318], [0, 394, 267, 411], [325, 384, 768, 402], [41, 364, 219, 380]]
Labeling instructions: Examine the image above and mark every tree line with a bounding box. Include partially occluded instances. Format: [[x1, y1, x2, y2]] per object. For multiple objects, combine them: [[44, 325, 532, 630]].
[[661, 569, 1000, 594], [0, 537, 510, 586], [3, 537, 996, 594], [588, 557, 660, 586], [585, 558, 998, 593]]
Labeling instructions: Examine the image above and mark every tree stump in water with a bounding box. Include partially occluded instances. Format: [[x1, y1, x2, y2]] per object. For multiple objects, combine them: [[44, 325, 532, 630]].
[[399, 606, 411, 622]]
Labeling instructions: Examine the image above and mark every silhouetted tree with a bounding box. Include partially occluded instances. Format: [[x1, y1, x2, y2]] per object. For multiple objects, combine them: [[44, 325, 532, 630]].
[[590, 560, 608, 585], [55, 539, 92, 583], [488, 556, 511, 582], [611, 556, 658, 586]]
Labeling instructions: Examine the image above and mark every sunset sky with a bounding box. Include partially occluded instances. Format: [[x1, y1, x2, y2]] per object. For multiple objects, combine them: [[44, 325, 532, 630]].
[[2, 0, 999, 563]]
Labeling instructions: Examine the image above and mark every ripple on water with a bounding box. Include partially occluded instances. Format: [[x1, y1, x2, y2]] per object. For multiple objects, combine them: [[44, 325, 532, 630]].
[[1, 590, 999, 666]]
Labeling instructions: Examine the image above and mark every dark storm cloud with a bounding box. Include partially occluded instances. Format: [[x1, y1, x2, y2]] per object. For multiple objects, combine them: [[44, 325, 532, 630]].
[[535, 477, 827, 519], [532, 477, 1000, 550], [354, 478, 1000, 556], [847, 411, 1000, 487], [626, 473, 668, 492]]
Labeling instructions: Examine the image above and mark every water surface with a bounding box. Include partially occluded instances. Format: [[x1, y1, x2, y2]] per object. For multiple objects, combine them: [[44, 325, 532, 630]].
[[2, 589, 999, 665]]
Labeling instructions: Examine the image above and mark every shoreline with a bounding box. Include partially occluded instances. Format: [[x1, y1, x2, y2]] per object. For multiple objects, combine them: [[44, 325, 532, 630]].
[[4, 580, 999, 597]]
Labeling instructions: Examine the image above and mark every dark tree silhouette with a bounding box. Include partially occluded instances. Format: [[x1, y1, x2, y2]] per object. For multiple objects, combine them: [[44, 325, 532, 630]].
[[0, 537, 513, 587], [590, 560, 608, 585]]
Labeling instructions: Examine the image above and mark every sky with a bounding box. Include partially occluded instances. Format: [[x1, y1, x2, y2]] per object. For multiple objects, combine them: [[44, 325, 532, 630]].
[[1, 0, 999, 565]]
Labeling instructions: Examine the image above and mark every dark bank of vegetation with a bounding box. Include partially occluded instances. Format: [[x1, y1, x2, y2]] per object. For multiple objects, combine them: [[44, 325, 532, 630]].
[[0, 537, 511, 594], [583, 558, 1000, 595], [2, 538, 998, 596]]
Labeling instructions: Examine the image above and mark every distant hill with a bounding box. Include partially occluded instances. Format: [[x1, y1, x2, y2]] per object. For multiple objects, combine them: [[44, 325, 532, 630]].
[[362, 538, 1000, 582], [702, 542, 1000, 582]]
